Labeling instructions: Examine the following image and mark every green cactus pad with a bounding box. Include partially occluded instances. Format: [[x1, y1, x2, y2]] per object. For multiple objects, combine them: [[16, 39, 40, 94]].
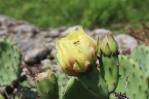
[[102, 56, 119, 94], [114, 55, 148, 99], [36, 70, 58, 99], [130, 45, 149, 77], [0, 38, 21, 86], [78, 67, 109, 99], [57, 72, 70, 99], [62, 66, 109, 99], [61, 56, 120, 99], [62, 77, 101, 99]]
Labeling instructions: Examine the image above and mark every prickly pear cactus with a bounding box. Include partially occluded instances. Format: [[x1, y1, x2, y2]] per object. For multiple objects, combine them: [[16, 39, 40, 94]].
[[62, 66, 109, 99], [61, 77, 101, 99], [36, 70, 59, 99], [61, 55, 120, 99], [0, 38, 21, 86], [130, 45, 149, 77], [97, 33, 119, 95], [102, 56, 119, 94], [55, 27, 120, 99], [112, 55, 148, 99], [57, 72, 70, 99]]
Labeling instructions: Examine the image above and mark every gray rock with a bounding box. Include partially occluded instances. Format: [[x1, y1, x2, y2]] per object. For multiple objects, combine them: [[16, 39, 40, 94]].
[[24, 47, 50, 65], [41, 59, 51, 66], [0, 15, 16, 29], [92, 28, 111, 39], [41, 31, 51, 38], [15, 32, 34, 52], [60, 25, 81, 37], [45, 37, 53, 43], [0, 28, 7, 36], [45, 42, 55, 50], [114, 34, 138, 54], [41, 59, 52, 70], [12, 24, 39, 35], [14, 30, 47, 53], [49, 29, 60, 38], [0, 16, 14, 24], [50, 49, 56, 60], [58, 26, 66, 33], [60, 31, 67, 37]]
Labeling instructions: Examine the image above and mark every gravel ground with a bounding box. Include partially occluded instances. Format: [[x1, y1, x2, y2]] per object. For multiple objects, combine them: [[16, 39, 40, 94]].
[[0, 15, 138, 76]]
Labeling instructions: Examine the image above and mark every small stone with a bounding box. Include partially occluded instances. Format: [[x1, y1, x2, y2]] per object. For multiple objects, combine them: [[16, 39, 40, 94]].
[[41, 59, 51, 70], [22, 68, 28, 75], [0, 16, 16, 29], [0, 16, 13, 24], [46, 42, 55, 49], [12, 24, 39, 35], [92, 29, 111, 39], [41, 59, 51, 67], [114, 34, 138, 54], [49, 29, 60, 38], [60, 26, 81, 37], [50, 49, 56, 60], [24, 47, 50, 65], [58, 27, 66, 33], [0, 29, 7, 36], [45, 37, 53, 43], [41, 31, 51, 38], [60, 31, 68, 37]]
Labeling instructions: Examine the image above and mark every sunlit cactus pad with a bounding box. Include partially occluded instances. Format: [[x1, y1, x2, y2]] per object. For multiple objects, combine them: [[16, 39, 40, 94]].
[[113, 55, 148, 99], [0, 38, 21, 86], [130, 45, 149, 77]]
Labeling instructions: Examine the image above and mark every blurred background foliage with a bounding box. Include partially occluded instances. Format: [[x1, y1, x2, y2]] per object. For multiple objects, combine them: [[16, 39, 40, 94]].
[[0, 0, 149, 28]]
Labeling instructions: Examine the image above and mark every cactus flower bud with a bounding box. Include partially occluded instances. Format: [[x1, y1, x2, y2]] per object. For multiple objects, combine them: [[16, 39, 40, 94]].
[[56, 26, 96, 76], [101, 33, 118, 56]]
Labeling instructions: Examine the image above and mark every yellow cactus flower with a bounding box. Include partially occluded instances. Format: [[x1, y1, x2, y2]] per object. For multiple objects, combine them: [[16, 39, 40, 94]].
[[56, 26, 97, 75]]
